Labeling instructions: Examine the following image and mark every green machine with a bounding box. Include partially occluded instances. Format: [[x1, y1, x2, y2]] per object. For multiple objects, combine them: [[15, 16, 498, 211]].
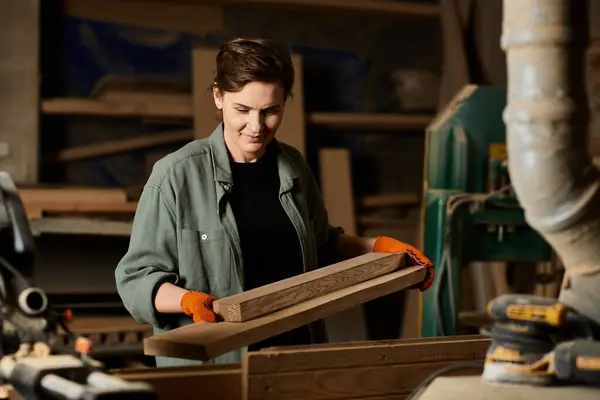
[[419, 85, 554, 337]]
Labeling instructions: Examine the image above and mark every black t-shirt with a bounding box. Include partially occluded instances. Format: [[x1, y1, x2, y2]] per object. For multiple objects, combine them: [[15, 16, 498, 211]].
[[229, 145, 312, 350]]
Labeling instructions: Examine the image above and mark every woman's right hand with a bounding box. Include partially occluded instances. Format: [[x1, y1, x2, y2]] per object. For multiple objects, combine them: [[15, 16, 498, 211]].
[[180, 290, 218, 323]]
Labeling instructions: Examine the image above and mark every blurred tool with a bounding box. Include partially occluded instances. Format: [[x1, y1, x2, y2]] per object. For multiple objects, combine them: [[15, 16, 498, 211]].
[[0, 172, 156, 400], [483, 294, 600, 386]]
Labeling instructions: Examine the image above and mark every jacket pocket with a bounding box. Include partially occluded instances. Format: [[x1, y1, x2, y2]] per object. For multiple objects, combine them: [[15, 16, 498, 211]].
[[178, 228, 232, 296]]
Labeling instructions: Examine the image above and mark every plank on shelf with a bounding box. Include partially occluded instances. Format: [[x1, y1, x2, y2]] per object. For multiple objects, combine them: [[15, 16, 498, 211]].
[[17, 186, 134, 219], [308, 112, 434, 131], [29, 217, 133, 237], [24, 202, 138, 220], [17, 186, 128, 204], [213, 252, 404, 322], [41, 97, 193, 119], [143, 264, 426, 361], [43, 130, 193, 163]]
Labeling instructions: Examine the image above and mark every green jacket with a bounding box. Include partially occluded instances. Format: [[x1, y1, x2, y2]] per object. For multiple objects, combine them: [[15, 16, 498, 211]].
[[115, 124, 342, 367]]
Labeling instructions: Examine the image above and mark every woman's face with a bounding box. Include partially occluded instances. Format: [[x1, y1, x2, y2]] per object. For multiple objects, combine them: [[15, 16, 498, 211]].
[[214, 81, 286, 163]]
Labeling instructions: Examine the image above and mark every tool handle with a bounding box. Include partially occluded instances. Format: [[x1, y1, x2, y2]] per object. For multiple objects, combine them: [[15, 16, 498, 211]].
[[554, 340, 600, 386], [487, 294, 567, 327], [0, 172, 34, 260]]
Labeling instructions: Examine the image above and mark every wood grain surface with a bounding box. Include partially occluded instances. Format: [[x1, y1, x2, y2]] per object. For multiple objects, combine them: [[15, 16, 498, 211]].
[[244, 336, 489, 400], [213, 252, 405, 322], [114, 363, 242, 400], [143, 265, 426, 361]]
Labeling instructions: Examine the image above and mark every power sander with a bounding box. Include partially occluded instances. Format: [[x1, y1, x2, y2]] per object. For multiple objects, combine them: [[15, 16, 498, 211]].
[[482, 294, 600, 386]]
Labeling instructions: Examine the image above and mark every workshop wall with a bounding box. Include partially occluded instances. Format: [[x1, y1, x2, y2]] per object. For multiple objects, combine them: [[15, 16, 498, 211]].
[[40, 3, 440, 198]]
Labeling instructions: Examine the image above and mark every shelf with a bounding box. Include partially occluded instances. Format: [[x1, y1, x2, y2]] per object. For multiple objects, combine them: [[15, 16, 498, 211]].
[[127, 0, 440, 18], [42, 98, 434, 132], [308, 112, 434, 131], [41, 97, 192, 119], [30, 217, 133, 237]]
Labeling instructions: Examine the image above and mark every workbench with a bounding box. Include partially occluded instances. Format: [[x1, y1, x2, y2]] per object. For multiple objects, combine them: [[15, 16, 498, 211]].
[[418, 376, 600, 400]]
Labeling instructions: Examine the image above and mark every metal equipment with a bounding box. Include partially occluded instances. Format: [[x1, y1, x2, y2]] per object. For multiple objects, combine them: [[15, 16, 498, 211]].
[[0, 171, 156, 400], [416, 0, 600, 397], [419, 85, 555, 337]]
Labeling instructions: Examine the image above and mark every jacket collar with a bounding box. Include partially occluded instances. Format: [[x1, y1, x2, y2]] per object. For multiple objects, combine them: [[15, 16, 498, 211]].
[[208, 124, 300, 190]]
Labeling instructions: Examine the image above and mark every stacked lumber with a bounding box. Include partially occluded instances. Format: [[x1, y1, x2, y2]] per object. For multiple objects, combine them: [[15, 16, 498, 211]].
[[143, 252, 426, 360], [17, 186, 137, 221], [117, 335, 489, 400], [127, 252, 487, 400]]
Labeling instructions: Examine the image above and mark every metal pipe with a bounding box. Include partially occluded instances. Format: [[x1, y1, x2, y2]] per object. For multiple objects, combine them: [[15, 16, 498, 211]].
[[502, 0, 600, 324]]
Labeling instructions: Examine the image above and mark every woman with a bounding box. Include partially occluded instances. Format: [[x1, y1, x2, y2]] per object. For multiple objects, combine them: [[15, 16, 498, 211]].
[[115, 37, 434, 367]]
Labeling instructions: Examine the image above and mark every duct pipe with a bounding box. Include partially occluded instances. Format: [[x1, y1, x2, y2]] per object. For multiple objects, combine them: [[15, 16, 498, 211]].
[[502, 0, 600, 324]]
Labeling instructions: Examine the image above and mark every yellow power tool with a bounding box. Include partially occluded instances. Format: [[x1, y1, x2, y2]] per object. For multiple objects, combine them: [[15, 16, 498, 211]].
[[482, 294, 600, 386]]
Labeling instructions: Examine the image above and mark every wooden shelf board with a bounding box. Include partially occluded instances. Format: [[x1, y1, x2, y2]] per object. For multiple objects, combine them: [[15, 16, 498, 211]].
[[29, 217, 133, 237], [41, 98, 192, 119], [308, 112, 434, 130], [42, 98, 435, 132]]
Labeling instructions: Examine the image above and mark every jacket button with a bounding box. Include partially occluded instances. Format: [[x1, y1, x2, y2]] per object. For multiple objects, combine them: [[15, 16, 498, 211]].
[[201, 233, 208, 240], [223, 183, 231, 190]]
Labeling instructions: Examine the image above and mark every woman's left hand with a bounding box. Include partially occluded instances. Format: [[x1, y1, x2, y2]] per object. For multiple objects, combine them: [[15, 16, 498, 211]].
[[373, 236, 435, 291]]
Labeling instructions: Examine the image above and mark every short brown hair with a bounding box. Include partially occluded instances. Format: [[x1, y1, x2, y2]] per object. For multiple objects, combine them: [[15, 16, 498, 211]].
[[212, 37, 295, 99]]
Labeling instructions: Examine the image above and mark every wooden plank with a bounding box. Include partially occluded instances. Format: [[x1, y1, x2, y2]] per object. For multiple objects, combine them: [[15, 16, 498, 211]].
[[308, 113, 433, 131], [248, 336, 489, 373], [0, 0, 39, 183], [143, 265, 427, 361], [43, 130, 193, 163], [437, 0, 473, 109], [114, 364, 242, 400], [17, 187, 127, 203], [319, 148, 356, 236], [244, 336, 489, 400], [418, 376, 600, 400], [41, 98, 192, 119], [213, 252, 403, 322], [29, 217, 133, 237], [62, 0, 224, 36], [192, 47, 218, 139], [24, 201, 137, 220], [246, 361, 480, 400], [260, 334, 488, 353], [276, 54, 305, 156]]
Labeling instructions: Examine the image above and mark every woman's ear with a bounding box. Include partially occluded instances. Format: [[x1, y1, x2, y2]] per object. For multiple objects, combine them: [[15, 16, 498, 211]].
[[213, 86, 223, 110]]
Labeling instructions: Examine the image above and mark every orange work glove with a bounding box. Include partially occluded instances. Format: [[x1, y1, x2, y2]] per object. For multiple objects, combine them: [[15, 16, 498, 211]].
[[373, 236, 435, 291], [180, 290, 218, 323]]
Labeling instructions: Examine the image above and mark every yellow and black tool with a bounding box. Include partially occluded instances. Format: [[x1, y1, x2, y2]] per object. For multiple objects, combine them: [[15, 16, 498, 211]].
[[482, 294, 600, 386]]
